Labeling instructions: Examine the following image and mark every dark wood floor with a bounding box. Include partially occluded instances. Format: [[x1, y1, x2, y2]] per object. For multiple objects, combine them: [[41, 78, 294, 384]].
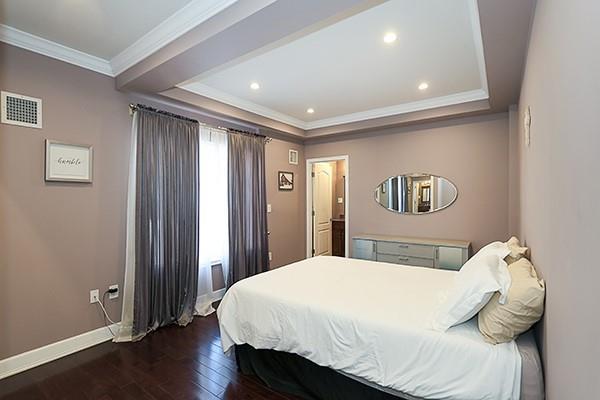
[[0, 314, 301, 400]]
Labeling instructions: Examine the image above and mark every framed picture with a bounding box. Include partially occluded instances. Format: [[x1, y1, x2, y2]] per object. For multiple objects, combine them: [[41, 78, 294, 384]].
[[45, 140, 93, 183], [278, 171, 294, 191]]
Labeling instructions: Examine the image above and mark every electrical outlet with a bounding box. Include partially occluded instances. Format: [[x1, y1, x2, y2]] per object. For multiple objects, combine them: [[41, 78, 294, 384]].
[[90, 289, 99, 304], [267, 204, 272, 213], [337, 197, 343, 204], [108, 284, 119, 300], [268, 251, 273, 261]]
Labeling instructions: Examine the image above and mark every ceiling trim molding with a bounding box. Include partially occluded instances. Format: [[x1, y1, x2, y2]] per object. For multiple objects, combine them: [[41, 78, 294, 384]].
[[110, 0, 238, 76], [468, 0, 489, 94], [181, 81, 489, 130], [0, 0, 238, 78], [179, 83, 308, 128], [0, 24, 113, 76], [305, 89, 489, 129]]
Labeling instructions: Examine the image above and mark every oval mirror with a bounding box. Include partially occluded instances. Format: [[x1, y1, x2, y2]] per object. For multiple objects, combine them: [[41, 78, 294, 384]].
[[374, 173, 457, 214]]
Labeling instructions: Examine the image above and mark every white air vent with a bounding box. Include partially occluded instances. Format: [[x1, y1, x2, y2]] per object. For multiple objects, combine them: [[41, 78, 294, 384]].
[[1, 91, 43, 129], [289, 149, 299, 165]]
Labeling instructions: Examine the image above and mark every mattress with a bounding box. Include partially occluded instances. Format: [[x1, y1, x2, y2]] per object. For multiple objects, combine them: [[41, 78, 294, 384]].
[[516, 330, 545, 400], [335, 329, 543, 400], [217, 256, 524, 400]]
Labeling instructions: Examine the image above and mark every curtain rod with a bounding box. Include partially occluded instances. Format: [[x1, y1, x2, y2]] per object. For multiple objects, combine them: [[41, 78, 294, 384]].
[[129, 103, 197, 123], [129, 103, 272, 142]]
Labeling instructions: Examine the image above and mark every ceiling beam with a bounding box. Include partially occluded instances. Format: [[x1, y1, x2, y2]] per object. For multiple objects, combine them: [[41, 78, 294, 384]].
[[304, 112, 509, 145], [116, 0, 382, 94]]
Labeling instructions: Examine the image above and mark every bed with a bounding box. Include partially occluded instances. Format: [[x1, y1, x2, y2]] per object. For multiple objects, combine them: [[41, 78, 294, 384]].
[[217, 256, 544, 400]]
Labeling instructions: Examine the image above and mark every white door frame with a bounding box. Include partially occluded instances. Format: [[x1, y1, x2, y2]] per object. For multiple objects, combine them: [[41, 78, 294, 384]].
[[306, 155, 350, 258]]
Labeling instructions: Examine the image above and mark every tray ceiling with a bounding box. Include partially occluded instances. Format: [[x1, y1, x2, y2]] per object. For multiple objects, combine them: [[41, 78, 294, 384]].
[[180, 0, 488, 130]]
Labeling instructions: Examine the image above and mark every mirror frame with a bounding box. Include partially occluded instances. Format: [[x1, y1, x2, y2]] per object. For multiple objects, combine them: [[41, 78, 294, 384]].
[[374, 173, 458, 215]]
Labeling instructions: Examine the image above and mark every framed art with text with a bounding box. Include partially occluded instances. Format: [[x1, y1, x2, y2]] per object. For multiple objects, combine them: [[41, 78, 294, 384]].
[[45, 140, 93, 183]]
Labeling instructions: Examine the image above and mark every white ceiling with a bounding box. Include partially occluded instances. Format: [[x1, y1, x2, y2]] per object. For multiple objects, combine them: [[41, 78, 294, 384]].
[[0, 0, 193, 59], [181, 0, 488, 130], [0, 0, 493, 132]]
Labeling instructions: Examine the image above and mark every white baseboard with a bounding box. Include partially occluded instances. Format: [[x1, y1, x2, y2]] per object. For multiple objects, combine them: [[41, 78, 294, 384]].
[[0, 323, 119, 380]]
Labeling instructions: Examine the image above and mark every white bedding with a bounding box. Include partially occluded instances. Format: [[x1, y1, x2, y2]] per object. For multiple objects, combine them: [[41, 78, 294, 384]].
[[217, 256, 522, 400]]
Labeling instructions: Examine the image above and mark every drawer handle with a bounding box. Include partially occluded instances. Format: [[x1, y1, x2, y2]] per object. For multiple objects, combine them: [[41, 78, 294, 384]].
[[398, 244, 409, 248], [398, 256, 409, 261]]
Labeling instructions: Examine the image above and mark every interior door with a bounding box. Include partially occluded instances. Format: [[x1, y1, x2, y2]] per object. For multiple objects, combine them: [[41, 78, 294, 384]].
[[312, 163, 333, 256]]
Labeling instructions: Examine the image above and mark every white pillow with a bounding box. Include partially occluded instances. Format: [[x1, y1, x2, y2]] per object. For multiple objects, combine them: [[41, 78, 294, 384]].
[[431, 242, 511, 332]]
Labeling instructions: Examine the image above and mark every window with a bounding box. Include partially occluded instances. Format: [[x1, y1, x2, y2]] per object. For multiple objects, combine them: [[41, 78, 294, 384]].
[[196, 127, 229, 315]]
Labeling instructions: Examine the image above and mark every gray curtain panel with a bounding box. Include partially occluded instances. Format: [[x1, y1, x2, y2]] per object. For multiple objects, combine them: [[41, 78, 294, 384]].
[[133, 109, 200, 340], [227, 133, 269, 286]]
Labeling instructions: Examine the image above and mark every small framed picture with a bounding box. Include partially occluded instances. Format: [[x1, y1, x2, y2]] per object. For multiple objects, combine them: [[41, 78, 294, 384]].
[[278, 171, 294, 191], [288, 149, 299, 165], [45, 140, 93, 183]]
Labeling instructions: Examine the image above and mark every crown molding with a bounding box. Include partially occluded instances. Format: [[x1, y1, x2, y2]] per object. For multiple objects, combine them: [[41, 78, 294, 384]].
[[0, 0, 238, 78], [180, 81, 489, 131], [110, 0, 238, 76], [0, 24, 113, 76], [305, 89, 489, 129], [468, 0, 489, 94], [179, 83, 308, 128]]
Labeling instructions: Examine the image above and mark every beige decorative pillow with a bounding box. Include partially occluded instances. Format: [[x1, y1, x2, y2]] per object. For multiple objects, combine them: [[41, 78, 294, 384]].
[[504, 236, 529, 265], [478, 258, 545, 344]]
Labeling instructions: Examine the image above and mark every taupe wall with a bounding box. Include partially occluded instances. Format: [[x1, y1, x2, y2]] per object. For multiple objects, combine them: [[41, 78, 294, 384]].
[[265, 139, 306, 267], [305, 114, 510, 252], [0, 43, 130, 358], [0, 43, 307, 359], [517, 0, 600, 398], [508, 105, 520, 235]]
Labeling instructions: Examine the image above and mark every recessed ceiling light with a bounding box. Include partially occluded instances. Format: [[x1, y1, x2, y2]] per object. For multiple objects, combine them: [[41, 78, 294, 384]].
[[418, 82, 429, 91], [383, 32, 397, 44], [306, 108, 315, 114], [250, 82, 260, 90]]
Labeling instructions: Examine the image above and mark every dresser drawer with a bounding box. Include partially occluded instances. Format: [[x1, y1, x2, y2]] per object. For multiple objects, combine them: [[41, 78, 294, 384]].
[[352, 239, 376, 260], [376, 241, 435, 259], [376, 253, 435, 268]]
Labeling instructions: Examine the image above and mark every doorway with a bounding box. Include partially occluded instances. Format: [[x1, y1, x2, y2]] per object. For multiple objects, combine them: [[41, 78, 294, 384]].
[[306, 156, 349, 258]]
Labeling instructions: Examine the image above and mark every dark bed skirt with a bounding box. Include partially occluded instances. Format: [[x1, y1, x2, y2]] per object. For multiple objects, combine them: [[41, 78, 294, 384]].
[[235, 344, 406, 400]]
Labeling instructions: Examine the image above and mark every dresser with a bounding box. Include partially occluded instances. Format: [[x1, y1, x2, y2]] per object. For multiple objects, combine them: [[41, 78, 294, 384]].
[[352, 234, 471, 271]]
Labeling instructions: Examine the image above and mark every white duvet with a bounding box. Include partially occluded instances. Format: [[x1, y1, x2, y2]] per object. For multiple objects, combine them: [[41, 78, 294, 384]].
[[217, 256, 522, 400]]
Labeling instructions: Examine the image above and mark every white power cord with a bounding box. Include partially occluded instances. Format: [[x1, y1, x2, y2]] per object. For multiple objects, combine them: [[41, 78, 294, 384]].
[[96, 291, 117, 336]]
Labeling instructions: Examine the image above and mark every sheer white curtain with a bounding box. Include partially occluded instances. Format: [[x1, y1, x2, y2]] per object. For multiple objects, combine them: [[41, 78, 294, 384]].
[[195, 126, 229, 316], [114, 113, 138, 342]]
